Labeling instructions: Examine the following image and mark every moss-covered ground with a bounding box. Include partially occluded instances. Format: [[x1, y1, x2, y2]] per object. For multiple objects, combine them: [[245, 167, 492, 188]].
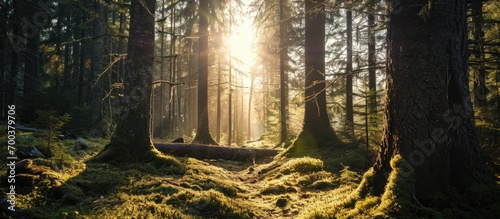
[[1, 126, 499, 218]]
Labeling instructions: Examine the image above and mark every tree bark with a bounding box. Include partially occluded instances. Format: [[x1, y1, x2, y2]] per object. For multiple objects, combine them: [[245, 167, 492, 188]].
[[293, 0, 338, 151], [279, 0, 288, 143], [192, 0, 217, 145], [368, 3, 377, 122], [363, 0, 494, 207], [89, 0, 105, 126], [217, 56, 222, 142], [95, 0, 156, 162]]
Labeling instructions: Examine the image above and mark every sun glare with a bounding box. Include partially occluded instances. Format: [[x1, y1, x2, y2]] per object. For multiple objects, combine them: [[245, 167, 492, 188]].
[[228, 8, 256, 73], [230, 25, 255, 63]]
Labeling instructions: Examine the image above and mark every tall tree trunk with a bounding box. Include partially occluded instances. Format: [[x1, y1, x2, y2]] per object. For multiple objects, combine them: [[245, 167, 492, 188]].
[[248, 76, 255, 141], [192, 0, 217, 145], [159, 0, 166, 139], [361, 0, 495, 209], [345, 5, 354, 134], [0, 0, 7, 119], [89, 0, 105, 129], [23, 2, 41, 99], [169, 6, 177, 137], [368, 2, 377, 122], [228, 61, 233, 146], [217, 56, 222, 142], [63, 16, 71, 90], [23, 31, 40, 97], [6, 0, 21, 118], [95, 0, 157, 162], [77, 14, 86, 106], [227, 0, 234, 146], [118, 11, 125, 83], [293, 0, 338, 151], [279, 0, 288, 143], [23, 27, 40, 120]]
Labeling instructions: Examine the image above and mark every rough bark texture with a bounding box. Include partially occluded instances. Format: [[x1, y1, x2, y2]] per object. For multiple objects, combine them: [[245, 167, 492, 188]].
[[155, 143, 280, 162], [95, 0, 156, 162], [192, 0, 217, 145], [369, 0, 492, 203], [293, 0, 338, 151]]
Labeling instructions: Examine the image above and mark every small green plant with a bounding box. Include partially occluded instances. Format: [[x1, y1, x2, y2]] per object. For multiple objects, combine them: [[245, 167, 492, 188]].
[[339, 165, 361, 184], [34, 109, 71, 156]]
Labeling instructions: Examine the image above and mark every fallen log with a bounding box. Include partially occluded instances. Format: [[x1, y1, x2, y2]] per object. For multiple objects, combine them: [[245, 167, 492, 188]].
[[154, 143, 281, 162]]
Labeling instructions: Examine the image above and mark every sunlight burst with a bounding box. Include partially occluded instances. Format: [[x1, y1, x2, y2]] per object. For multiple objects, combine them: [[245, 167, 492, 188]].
[[228, 11, 256, 73]]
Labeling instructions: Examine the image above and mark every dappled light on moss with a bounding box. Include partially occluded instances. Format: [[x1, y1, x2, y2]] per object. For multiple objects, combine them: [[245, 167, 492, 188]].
[[6, 128, 499, 218], [282, 157, 324, 174], [168, 189, 255, 219]]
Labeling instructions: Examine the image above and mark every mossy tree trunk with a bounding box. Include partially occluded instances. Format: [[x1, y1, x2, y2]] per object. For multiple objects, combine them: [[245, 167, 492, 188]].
[[192, 0, 217, 145], [293, 0, 338, 151], [364, 0, 494, 206], [95, 0, 156, 162]]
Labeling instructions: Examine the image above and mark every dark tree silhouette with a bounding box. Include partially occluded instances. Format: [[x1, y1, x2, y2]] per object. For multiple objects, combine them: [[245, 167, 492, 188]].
[[293, 0, 338, 151], [345, 4, 354, 134], [95, 0, 158, 162], [279, 0, 289, 143], [192, 0, 218, 145]]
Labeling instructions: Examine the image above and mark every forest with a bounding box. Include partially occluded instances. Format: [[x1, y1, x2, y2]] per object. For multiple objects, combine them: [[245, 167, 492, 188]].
[[1, 0, 500, 218]]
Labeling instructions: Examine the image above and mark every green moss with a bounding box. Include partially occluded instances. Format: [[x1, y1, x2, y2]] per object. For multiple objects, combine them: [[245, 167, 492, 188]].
[[282, 157, 324, 174], [260, 184, 297, 195], [15, 130, 500, 219], [376, 155, 416, 217], [168, 190, 254, 219], [296, 185, 360, 219], [308, 180, 336, 190], [296, 171, 339, 191], [192, 177, 239, 197], [297, 171, 334, 187], [137, 182, 178, 195]]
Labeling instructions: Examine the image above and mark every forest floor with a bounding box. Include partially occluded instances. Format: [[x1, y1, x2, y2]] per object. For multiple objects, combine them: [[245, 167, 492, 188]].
[[0, 124, 499, 218]]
